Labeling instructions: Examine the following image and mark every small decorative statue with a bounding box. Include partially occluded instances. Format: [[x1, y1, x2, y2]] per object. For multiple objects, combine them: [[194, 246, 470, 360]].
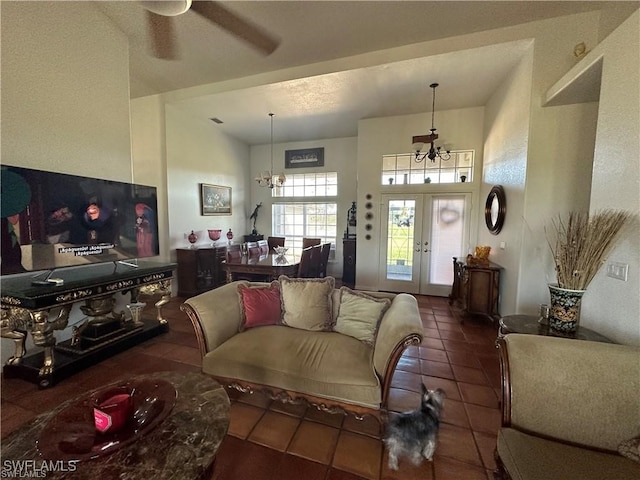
[[249, 202, 262, 235], [345, 201, 357, 238], [348, 201, 357, 227]]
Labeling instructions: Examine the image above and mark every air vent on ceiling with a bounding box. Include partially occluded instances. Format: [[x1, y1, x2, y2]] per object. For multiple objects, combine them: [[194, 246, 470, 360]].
[[210, 117, 224, 124]]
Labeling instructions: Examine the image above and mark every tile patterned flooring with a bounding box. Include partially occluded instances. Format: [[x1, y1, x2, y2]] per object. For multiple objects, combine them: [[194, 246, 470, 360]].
[[1, 294, 501, 480]]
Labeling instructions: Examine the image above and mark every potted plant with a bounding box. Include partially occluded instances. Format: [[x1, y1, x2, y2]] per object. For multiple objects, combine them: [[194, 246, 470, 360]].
[[546, 209, 632, 333]]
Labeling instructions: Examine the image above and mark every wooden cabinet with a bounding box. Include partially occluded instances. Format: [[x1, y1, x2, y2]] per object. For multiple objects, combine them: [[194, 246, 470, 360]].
[[342, 238, 356, 287], [176, 247, 226, 297], [449, 257, 501, 321]]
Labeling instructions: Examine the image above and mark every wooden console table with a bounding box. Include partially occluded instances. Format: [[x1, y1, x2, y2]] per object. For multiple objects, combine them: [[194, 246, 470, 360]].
[[176, 246, 226, 297], [1, 261, 175, 388], [449, 256, 502, 322]]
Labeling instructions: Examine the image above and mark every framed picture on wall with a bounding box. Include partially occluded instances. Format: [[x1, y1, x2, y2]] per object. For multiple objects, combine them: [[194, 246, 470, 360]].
[[200, 183, 232, 216], [285, 147, 324, 168]]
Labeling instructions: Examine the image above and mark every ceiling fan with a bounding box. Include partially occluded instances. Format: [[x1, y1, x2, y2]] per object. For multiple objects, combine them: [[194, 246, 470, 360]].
[[139, 0, 280, 59]]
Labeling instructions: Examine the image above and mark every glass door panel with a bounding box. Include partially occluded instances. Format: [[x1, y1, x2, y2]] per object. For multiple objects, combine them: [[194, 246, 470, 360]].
[[420, 195, 468, 296], [380, 194, 470, 296], [379, 197, 422, 293]]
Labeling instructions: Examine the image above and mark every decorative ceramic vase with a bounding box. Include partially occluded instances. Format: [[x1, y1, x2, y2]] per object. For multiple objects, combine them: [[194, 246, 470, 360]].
[[474, 245, 491, 260], [548, 284, 586, 333], [226, 228, 234, 243], [188, 230, 197, 248]]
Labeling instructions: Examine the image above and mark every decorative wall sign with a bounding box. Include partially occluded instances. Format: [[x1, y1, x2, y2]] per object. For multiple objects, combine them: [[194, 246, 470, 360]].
[[200, 184, 232, 216], [285, 148, 324, 169]]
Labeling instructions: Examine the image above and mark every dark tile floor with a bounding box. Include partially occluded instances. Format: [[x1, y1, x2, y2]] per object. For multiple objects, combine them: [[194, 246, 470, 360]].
[[1, 294, 501, 480]]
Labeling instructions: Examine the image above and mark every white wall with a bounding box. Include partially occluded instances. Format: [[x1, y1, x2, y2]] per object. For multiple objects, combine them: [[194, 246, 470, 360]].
[[164, 105, 251, 257], [249, 137, 357, 277], [0, 1, 133, 363], [581, 11, 640, 345], [475, 11, 602, 319], [356, 107, 485, 291], [131, 95, 171, 263], [479, 49, 533, 316], [1, 1, 132, 180]]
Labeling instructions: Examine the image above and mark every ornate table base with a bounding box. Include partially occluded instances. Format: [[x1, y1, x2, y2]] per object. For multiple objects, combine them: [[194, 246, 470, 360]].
[[3, 318, 167, 387], [1, 262, 175, 388]]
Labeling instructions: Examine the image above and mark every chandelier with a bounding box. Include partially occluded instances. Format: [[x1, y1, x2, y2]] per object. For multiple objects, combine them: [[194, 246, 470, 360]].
[[412, 83, 451, 163], [255, 113, 286, 189]]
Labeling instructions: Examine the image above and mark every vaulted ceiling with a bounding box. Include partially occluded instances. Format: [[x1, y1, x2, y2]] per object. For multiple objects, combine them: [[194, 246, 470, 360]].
[[96, 1, 631, 144]]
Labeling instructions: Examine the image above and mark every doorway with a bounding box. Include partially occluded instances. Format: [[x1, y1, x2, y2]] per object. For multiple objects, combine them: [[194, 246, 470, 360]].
[[379, 194, 471, 295]]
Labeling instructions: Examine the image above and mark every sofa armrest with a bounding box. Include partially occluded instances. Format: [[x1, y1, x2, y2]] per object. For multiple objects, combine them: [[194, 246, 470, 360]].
[[180, 281, 248, 357], [373, 293, 423, 403], [498, 334, 640, 452]]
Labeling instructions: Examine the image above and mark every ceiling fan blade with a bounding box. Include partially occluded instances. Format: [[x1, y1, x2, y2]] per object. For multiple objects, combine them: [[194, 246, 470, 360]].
[[190, 1, 280, 55], [139, 1, 192, 17], [146, 11, 180, 60]]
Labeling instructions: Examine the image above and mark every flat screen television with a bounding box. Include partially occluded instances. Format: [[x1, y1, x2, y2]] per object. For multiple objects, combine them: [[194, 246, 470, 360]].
[[1, 165, 160, 275]]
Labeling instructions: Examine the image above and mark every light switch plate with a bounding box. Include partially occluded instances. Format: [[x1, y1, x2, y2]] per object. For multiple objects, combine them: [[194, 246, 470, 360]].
[[606, 262, 628, 281]]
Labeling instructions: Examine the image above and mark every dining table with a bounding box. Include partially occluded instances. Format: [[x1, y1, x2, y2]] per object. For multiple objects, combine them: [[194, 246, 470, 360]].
[[223, 252, 300, 283]]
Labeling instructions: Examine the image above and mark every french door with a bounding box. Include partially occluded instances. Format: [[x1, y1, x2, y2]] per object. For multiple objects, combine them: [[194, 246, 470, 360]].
[[378, 194, 471, 295]]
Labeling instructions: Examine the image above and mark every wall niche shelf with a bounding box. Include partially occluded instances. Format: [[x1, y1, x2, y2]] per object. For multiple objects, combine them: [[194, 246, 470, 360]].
[[544, 54, 603, 107]]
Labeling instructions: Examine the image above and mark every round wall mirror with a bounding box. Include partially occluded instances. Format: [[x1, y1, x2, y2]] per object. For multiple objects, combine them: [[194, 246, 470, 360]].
[[485, 185, 506, 235]]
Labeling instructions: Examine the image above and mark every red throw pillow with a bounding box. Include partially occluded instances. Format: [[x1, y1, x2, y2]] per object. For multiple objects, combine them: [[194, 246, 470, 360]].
[[237, 282, 282, 331]]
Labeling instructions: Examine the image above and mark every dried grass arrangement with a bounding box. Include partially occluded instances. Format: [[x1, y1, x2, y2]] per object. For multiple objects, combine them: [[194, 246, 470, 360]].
[[546, 209, 633, 290]]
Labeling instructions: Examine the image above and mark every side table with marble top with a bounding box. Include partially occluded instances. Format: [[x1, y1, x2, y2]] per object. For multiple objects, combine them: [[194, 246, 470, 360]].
[[0, 371, 229, 480], [498, 314, 614, 343]]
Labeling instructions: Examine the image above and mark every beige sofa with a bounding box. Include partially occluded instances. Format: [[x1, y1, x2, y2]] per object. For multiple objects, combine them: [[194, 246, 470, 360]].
[[495, 334, 640, 480], [181, 280, 423, 422]]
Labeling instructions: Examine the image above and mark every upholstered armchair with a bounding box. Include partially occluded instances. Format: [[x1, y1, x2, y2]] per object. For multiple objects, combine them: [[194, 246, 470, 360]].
[[494, 334, 640, 480]]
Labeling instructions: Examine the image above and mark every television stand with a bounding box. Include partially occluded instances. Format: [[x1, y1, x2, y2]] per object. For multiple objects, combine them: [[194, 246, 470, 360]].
[[1, 261, 175, 388]]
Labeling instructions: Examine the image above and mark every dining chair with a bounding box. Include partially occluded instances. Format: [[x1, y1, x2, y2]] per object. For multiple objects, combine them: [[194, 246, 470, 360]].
[[267, 236, 286, 250], [318, 243, 331, 277], [297, 247, 316, 278], [302, 237, 321, 249], [246, 241, 261, 256], [257, 239, 269, 255], [297, 246, 319, 278]]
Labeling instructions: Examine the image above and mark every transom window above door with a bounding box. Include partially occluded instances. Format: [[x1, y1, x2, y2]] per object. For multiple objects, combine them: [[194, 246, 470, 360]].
[[382, 150, 474, 185]]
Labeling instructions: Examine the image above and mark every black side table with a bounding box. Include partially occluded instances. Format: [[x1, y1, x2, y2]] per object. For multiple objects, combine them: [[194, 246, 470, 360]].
[[498, 314, 614, 343]]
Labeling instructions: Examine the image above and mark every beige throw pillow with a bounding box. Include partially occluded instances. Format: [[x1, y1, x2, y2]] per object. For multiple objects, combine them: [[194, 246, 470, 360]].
[[279, 276, 335, 331], [334, 287, 391, 345]]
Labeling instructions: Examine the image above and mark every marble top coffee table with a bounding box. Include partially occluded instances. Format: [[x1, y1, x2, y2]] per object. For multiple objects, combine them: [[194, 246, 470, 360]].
[[1, 371, 229, 480]]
